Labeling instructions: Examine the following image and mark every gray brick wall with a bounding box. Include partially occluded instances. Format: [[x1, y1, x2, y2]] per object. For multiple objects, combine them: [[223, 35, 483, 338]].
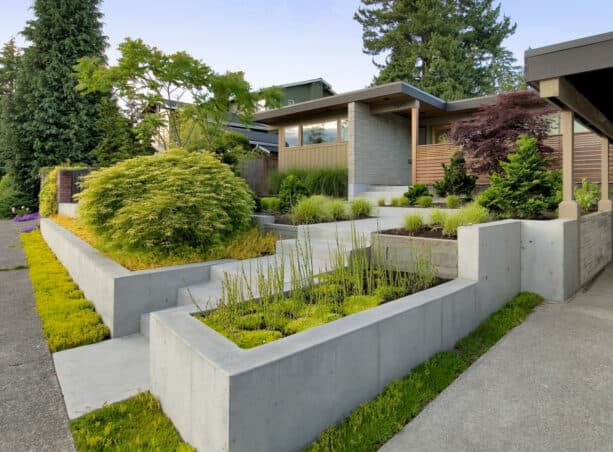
[[579, 211, 613, 285], [348, 102, 411, 197]]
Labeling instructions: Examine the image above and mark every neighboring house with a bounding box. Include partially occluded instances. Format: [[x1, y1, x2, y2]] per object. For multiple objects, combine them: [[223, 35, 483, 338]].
[[277, 78, 336, 107], [254, 81, 608, 199]]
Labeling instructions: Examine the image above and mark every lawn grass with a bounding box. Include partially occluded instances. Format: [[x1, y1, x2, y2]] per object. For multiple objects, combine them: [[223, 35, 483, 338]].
[[307, 292, 543, 452], [70, 392, 193, 451], [21, 230, 110, 352], [52, 214, 278, 271]]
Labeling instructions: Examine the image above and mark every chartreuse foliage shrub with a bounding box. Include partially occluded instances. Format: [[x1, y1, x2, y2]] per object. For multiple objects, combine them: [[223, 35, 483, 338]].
[[197, 230, 438, 349], [307, 292, 543, 452], [377, 197, 386, 207], [442, 203, 490, 237], [279, 174, 309, 212], [78, 150, 254, 259], [70, 392, 193, 451], [433, 151, 477, 197], [404, 184, 429, 205], [446, 194, 461, 208], [574, 178, 600, 214], [350, 198, 371, 218], [429, 208, 448, 227], [268, 168, 348, 197], [291, 196, 350, 224], [416, 195, 433, 208], [21, 230, 109, 352], [260, 197, 281, 213], [478, 135, 561, 219], [403, 213, 424, 233], [38, 167, 59, 217]]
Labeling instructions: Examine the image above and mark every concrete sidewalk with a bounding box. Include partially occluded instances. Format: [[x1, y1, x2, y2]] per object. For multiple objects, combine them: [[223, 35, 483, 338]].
[[381, 265, 613, 452], [0, 220, 75, 451]]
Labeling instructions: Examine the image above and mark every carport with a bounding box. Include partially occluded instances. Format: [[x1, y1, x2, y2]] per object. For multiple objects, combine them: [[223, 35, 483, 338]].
[[526, 31, 613, 218]]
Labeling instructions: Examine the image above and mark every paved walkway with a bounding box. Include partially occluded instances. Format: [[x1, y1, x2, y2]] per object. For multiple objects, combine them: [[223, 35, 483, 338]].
[[381, 264, 613, 452], [0, 220, 75, 451]]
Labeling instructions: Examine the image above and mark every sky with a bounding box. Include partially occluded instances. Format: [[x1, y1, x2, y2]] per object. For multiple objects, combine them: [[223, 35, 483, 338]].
[[2, 0, 613, 93]]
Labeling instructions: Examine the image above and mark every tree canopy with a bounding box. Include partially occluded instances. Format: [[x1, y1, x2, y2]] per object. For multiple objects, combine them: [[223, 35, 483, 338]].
[[75, 38, 282, 152], [1, 0, 108, 204], [355, 0, 522, 100]]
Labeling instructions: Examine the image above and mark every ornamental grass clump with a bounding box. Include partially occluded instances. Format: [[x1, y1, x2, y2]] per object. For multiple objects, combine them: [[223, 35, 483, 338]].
[[403, 213, 424, 234], [77, 150, 254, 258], [442, 202, 490, 237], [416, 195, 433, 208], [350, 198, 372, 218], [291, 195, 333, 224]]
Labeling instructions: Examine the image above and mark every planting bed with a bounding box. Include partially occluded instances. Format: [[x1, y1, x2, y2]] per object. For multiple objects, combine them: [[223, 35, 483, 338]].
[[379, 227, 448, 239]]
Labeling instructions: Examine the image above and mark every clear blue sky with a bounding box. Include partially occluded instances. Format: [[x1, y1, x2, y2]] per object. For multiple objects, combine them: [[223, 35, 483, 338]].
[[2, 0, 613, 93]]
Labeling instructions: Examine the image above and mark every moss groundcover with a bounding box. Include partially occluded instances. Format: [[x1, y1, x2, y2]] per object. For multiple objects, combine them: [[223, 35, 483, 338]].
[[70, 392, 193, 451], [21, 230, 109, 352], [307, 292, 543, 452]]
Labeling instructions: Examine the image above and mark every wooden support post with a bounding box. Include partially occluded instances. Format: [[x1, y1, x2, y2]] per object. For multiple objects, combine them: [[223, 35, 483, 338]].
[[599, 135, 613, 211], [559, 109, 580, 219], [411, 105, 419, 185]]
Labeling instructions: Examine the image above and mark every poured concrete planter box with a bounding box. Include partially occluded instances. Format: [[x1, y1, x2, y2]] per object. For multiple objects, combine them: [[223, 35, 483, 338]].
[[371, 232, 458, 279], [150, 220, 523, 452], [40, 219, 230, 337]]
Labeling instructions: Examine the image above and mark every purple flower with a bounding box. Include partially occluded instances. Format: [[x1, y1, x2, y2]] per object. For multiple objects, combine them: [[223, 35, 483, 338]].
[[21, 225, 38, 233], [12, 212, 41, 222]]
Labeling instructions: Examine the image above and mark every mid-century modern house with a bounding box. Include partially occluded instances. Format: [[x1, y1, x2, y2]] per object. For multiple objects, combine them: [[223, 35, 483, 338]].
[[254, 69, 610, 200]]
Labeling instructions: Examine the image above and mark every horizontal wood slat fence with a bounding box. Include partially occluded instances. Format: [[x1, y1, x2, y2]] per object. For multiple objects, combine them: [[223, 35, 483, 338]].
[[279, 142, 347, 171], [415, 132, 613, 185]]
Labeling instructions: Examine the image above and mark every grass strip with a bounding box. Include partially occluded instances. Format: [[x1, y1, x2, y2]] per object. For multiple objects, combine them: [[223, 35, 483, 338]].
[[70, 392, 193, 451], [307, 292, 543, 452], [0, 264, 27, 271], [21, 230, 110, 352]]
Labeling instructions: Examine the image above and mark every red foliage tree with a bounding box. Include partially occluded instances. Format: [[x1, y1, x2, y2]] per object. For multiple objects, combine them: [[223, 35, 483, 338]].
[[449, 90, 556, 174]]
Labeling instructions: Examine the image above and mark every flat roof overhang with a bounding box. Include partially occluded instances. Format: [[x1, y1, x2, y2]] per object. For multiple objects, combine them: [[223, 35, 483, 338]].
[[525, 31, 613, 140]]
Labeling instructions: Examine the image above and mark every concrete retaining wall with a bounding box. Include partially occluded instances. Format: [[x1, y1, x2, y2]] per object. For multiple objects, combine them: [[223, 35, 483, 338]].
[[58, 203, 78, 218], [40, 219, 228, 337], [579, 211, 613, 285], [150, 220, 522, 452], [372, 233, 458, 279]]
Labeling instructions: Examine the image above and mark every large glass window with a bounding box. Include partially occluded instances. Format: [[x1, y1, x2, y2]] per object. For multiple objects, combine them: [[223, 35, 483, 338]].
[[302, 120, 338, 145], [340, 119, 348, 141], [284, 126, 299, 147]]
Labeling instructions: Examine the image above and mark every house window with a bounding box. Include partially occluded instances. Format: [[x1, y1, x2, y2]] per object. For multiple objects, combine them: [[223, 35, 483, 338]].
[[302, 120, 337, 145], [284, 126, 299, 147], [432, 124, 452, 144], [340, 119, 348, 141]]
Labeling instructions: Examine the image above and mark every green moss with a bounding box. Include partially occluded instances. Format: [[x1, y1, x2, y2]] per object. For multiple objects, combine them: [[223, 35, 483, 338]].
[[306, 292, 543, 452], [21, 230, 109, 352], [373, 285, 406, 302], [233, 330, 283, 349], [70, 392, 193, 451], [236, 313, 266, 330], [342, 295, 383, 316]]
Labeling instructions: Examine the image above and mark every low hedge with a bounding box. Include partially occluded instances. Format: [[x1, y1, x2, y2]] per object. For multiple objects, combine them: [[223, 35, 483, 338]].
[[307, 292, 543, 451], [268, 168, 348, 198], [21, 230, 109, 352]]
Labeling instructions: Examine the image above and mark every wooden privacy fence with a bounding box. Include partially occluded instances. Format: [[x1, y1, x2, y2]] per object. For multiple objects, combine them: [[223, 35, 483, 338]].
[[278, 142, 347, 171], [415, 132, 613, 185], [239, 154, 278, 195]]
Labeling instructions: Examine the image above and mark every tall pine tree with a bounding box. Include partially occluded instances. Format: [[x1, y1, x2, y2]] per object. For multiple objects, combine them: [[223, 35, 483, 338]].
[[3, 0, 108, 203], [0, 39, 21, 177], [355, 0, 521, 100]]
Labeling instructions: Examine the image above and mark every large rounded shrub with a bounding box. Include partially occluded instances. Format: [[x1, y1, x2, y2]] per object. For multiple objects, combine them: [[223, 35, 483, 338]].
[[39, 167, 59, 217], [77, 150, 254, 257]]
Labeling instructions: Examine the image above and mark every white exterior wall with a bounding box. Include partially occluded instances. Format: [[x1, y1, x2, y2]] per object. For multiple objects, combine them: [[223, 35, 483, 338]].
[[348, 102, 411, 198]]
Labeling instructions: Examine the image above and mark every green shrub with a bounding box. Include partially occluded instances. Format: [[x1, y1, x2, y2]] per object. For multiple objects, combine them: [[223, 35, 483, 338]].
[[70, 392, 193, 451], [350, 198, 371, 218], [329, 199, 349, 221], [478, 135, 561, 219], [377, 197, 386, 207], [0, 174, 30, 218], [432, 151, 477, 197], [39, 167, 59, 217], [574, 178, 600, 214], [397, 196, 409, 207], [342, 295, 383, 316], [279, 174, 309, 212], [21, 230, 109, 352], [268, 168, 348, 197], [260, 197, 281, 213], [390, 197, 400, 207], [403, 213, 424, 233], [446, 194, 461, 209], [77, 150, 254, 258], [429, 208, 447, 227], [404, 184, 429, 205], [291, 195, 332, 224], [373, 285, 406, 302], [416, 195, 433, 207]]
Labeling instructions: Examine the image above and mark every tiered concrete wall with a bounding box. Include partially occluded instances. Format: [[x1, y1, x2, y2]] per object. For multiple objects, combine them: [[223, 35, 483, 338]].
[[348, 102, 411, 197], [579, 211, 613, 285], [150, 220, 523, 452]]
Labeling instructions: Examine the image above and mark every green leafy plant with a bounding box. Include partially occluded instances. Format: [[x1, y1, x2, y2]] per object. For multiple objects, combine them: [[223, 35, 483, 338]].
[[77, 149, 254, 259], [21, 230, 109, 352], [433, 152, 477, 197], [291, 195, 333, 224], [268, 168, 348, 197], [446, 194, 461, 209], [390, 197, 400, 207], [279, 174, 309, 212], [397, 196, 409, 207], [574, 178, 600, 214], [478, 135, 561, 219], [0, 174, 31, 218], [416, 195, 433, 208], [350, 198, 372, 218], [404, 184, 429, 205], [329, 199, 349, 221], [38, 167, 59, 217], [377, 197, 386, 207], [429, 208, 447, 228], [403, 213, 424, 234], [260, 197, 281, 213]]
